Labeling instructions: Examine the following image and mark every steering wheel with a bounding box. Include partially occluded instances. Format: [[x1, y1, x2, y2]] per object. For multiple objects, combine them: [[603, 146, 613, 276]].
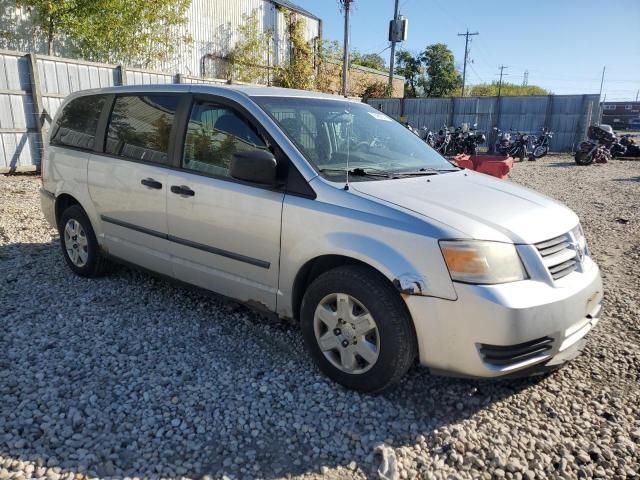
[[351, 140, 371, 153]]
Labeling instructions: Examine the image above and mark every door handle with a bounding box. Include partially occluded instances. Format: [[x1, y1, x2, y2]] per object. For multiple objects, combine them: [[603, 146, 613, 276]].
[[170, 185, 195, 197], [141, 178, 162, 189]]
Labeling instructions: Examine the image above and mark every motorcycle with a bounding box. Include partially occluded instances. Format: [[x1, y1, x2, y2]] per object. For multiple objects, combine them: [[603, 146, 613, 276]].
[[532, 127, 553, 158], [494, 128, 512, 156], [449, 126, 466, 155], [610, 138, 627, 158], [574, 124, 616, 165], [494, 128, 529, 161], [433, 125, 452, 155], [406, 123, 420, 137], [461, 124, 486, 155], [416, 126, 435, 147], [619, 134, 640, 157]]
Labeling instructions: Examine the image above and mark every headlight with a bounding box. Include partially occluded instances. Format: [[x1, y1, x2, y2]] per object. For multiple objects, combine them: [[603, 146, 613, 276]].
[[439, 240, 527, 284], [572, 223, 590, 257]]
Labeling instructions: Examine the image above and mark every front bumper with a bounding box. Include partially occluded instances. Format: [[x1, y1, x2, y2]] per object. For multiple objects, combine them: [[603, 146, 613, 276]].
[[405, 260, 603, 378]]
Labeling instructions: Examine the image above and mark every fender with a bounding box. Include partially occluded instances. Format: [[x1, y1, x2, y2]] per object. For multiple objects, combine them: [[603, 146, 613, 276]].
[[278, 230, 458, 319]]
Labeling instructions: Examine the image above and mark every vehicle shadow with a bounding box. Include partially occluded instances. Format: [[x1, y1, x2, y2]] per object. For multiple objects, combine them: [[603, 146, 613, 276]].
[[545, 161, 576, 168], [0, 239, 543, 479], [612, 176, 640, 182]]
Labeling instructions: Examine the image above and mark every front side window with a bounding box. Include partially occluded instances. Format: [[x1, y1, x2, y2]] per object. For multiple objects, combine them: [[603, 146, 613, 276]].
[[254, 97, 455, 181], [105, 95, 179, 165], [50, 95, 106, 150], [182, 102, 267, 177]]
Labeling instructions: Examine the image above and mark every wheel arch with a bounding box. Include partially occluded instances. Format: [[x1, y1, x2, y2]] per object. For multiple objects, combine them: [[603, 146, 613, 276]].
[[54, 193, 82, 228], [290, 254, 417, 324]]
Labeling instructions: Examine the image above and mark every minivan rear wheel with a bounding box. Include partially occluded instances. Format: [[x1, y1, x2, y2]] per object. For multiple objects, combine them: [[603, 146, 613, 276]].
[[300, 265, 417, 393], [59, 205, 108, 277]]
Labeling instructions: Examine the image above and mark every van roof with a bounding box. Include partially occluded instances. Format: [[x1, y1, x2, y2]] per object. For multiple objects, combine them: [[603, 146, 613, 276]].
[[67, 83, 359, 103]]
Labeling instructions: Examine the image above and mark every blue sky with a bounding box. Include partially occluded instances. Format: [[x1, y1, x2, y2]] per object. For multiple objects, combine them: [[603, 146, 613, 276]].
[[293, 0, 640, 100]]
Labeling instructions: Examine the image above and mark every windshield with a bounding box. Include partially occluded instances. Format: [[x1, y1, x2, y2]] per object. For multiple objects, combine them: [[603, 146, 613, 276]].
[[253, 97, 456, 181]]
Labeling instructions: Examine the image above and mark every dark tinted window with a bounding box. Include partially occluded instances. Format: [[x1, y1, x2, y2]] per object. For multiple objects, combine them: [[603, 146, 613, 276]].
[[50, 95, 106, 150], [182, 102, 267, 177], [105, 95, 179, 164]]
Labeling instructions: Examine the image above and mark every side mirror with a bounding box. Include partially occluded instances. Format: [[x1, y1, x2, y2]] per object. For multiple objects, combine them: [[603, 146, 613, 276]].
[[230, 149, 278, 185]]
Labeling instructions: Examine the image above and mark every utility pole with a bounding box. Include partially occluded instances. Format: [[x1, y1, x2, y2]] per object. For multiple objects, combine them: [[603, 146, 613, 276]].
[[340, 0, 353, 97], [636, 89, 639, 102], [457, 29, 478, 97], [388, 0, 400, 93], [598, 66, 605, 100], [497, 65, 509, 97], [522, 70, 528, 87]]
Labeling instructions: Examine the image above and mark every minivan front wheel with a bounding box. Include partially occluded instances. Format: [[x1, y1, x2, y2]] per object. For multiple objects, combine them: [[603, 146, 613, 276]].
[[59, 205, 108, 277], [300, 265, 417, 393]]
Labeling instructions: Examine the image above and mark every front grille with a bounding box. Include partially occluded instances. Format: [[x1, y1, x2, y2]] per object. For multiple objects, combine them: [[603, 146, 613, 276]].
[[535, 233, 578, 280], [479, 337, 554, 366]]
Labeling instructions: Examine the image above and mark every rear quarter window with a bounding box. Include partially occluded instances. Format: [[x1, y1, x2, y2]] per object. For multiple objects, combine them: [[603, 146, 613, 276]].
[[50, 95, 107, 150]]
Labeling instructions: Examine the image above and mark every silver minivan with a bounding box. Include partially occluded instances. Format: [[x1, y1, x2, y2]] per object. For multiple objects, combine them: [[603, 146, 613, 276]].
[[40, 85, 603, 392]]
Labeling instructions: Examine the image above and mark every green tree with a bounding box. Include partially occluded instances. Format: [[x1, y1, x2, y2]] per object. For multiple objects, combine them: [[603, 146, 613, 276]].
[[422, 43, 461, 97], [394, 49, 423, 97], [228, 10, 272, 83], [469, 82, 551, 96], [351, 50, 386, 71], [73, 0, 191, 66], [16, 0, 191, 66], [15, 0, 85, 55], [361, 81, 391, 101], [277, 11, 314, 90]]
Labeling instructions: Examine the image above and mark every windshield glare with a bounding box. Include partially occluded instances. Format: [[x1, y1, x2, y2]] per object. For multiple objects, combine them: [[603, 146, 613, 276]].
[[253, 97, 455, 181]]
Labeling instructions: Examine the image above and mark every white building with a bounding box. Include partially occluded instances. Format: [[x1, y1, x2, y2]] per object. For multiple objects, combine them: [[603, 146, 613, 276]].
[[0, 0, 321, 78], [165, 0, 321, 77]]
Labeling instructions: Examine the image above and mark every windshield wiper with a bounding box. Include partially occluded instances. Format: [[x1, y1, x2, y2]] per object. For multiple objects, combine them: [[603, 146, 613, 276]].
[[392, 167, 442, 176], [318, 167, 396, 178], [396, 167, 461, 176]]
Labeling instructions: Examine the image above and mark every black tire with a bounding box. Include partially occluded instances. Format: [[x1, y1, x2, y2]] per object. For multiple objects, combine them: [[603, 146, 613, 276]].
[[533, 145, 548, 158], [300, 265, 417, 393], [518, 147, 526, 162], [59, 205, 109, 277], [574, 151, 593, 166]]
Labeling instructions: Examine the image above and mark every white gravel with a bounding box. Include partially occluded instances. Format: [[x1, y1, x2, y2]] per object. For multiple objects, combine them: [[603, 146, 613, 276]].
[[1, 156, 639, 480]]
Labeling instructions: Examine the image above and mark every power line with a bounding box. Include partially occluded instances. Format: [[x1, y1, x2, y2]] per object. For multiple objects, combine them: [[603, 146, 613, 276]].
[[457, 29, 479, 96], [469, 62, 485, 84]]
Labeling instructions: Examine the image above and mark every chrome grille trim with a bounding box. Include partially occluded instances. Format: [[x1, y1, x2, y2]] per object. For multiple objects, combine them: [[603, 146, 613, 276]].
[[538, 241, 570, 257], [535, 231, 578, 280], [535, 235, 566, 250]]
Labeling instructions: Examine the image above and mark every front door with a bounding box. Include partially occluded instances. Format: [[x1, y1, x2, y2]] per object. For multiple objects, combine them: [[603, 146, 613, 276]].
[[166, 99, 284, 310]]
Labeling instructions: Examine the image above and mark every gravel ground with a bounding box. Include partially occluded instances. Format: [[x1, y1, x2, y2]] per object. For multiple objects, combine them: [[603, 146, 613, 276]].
[[1, 156, 639, 480]]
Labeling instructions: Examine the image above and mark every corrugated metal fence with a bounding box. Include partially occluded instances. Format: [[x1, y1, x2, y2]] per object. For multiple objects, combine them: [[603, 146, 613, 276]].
[[367, 95, 601, 153], [0, 50, 229, 173]]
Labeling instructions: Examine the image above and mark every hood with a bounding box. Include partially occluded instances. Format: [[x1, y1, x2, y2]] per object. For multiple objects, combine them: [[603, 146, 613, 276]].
[[351, 170, 578, 244]]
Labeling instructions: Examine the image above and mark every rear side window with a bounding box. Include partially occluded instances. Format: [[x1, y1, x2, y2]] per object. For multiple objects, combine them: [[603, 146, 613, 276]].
[[50, 95, 106, 150], [105, 95, 179, 165]]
